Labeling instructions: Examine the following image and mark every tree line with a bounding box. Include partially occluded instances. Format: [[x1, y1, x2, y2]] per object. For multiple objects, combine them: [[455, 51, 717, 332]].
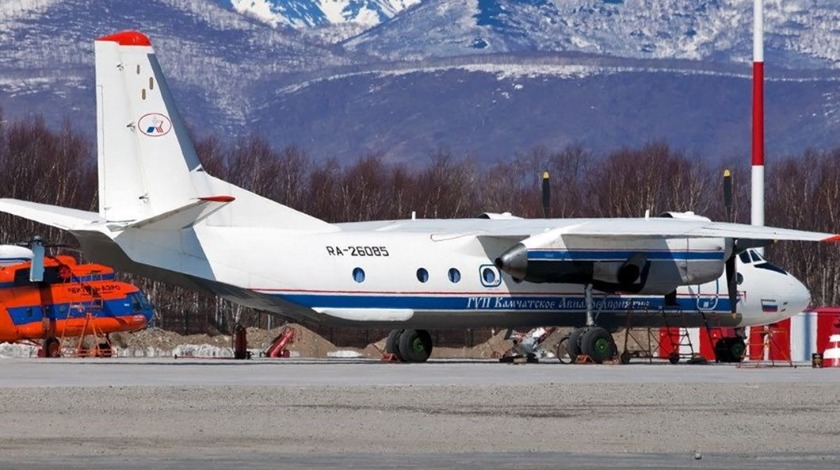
[[0, 112, 838, 335]]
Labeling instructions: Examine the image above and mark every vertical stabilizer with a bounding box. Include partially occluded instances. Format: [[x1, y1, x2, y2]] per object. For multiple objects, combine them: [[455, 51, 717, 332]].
[[94, 31, 331, 231], [96, 31, 210, 222]]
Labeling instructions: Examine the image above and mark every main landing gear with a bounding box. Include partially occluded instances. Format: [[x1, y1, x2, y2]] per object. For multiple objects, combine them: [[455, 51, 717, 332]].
[[565, 284, 618, 364], [714, 337, 746, 363], [565, 326, 617, 364], [385, 329, 433, 363]]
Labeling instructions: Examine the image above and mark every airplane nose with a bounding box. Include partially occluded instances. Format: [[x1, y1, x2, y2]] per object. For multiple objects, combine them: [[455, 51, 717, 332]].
[[784, 274, 812, 317]]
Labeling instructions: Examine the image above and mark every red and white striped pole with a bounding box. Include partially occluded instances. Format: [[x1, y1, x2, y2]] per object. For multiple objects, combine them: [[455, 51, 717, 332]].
[[751, 0, 765, 236]]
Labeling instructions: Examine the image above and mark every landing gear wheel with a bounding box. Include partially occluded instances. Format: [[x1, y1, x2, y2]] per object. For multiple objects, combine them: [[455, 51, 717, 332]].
[[580, 327, 616, 364], [668, 352, 680, 364], [555, 336, 572, 364], [97, 342, 113, 358], [620, 351, 632, 365], [567, 328, 584, 361], [729, 338, 746, 363], [714, 338, 746, 363], [397, 329, 433, 363], [43, 337, 61, 358], [386, 329, 404, 361]]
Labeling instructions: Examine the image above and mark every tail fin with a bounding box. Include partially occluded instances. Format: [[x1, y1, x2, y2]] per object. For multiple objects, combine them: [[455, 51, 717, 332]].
[[94, 31, 330, 231]]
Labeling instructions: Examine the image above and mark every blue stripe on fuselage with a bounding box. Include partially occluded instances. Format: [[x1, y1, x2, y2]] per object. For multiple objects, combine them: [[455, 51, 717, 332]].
[[527, 250, 724, 261], [271, 292, 732, 313], [5, 297, 150, 327]]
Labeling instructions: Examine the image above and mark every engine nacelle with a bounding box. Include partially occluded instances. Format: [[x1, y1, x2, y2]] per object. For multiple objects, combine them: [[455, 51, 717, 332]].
[[477, 212, 522, 220], [495, 232, 727, 294], [658, 211, 711, 221]]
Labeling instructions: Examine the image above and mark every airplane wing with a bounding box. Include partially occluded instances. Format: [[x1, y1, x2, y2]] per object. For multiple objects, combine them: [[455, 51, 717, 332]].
[[473, 218, 839, 244]]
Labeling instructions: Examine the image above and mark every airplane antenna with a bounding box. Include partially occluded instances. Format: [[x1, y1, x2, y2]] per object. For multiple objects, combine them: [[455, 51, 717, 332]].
[[541, 171, 550, 218], [723, 169, 733, 222], [751, 0, 765, 250]]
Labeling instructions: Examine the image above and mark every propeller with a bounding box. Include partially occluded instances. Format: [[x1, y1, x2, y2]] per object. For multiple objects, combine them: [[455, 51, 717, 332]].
[[541, 171, 550, 218], [723, 170, 738, 314]]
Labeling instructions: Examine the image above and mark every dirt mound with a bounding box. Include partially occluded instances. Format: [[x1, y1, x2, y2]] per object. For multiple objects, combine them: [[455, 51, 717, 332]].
[[105, 325, 579, 359]]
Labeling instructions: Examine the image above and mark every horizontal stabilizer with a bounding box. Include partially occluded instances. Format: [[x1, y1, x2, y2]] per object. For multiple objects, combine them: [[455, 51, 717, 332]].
[[129, 196, 234, 231], [0, 199, 103, 230]]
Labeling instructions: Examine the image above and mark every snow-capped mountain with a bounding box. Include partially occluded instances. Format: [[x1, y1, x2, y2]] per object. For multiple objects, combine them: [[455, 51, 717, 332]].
[[0, 0, 838, 167], [224, 0, 420, 28], [344, 0, 840, 69]]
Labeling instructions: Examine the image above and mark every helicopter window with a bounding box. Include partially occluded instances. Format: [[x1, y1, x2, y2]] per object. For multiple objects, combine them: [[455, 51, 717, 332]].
[[13, 266, 63, 286], [738, 252, 751, 264], [129, 292, 153, 312]]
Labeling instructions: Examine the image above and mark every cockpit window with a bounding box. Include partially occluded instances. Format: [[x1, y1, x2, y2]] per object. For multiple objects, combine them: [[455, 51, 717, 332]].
[[749, 250, 763, 263], [754, 262, 788, 276], [129, 292, 153, 312], [739, 252, 751, 264]]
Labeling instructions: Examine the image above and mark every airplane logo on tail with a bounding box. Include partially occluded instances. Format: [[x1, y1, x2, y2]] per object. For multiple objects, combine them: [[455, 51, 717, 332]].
[[138, 113, 171, 137]]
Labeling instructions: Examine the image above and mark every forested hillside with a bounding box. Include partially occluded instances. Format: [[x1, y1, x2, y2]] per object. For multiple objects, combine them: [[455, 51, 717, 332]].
[[0, 113, 837, 334]]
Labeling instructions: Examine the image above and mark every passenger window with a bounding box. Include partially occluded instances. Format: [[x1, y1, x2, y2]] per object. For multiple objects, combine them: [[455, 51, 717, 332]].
[[352, 267, 365, 283], [479, 265, 501, 287], [448, 268, 461, 283], [416, 268, 429, 283]]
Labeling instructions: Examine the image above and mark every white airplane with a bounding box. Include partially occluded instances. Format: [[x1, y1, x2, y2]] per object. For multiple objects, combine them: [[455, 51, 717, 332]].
[[0, 31, 837, 363]]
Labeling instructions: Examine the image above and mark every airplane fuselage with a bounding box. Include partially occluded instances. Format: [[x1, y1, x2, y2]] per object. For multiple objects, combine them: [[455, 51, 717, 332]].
[[104, 218, 808, 331]]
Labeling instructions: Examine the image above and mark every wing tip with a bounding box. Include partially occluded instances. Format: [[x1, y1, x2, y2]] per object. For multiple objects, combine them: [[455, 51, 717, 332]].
[[824, 235, 840, 243]]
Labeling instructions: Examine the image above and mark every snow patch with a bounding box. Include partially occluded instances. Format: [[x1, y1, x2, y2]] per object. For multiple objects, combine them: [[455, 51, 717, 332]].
[[327, 350, 364, 358], [231, 0, 281, 27], [0, 343, 39, 358]]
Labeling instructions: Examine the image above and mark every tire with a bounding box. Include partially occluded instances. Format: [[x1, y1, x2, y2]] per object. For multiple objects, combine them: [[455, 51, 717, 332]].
[[43, 337, 61, 358], [567, 328, 584, 361], [386, 329, 404, 361], [728, 338, 746, 363], [555, 336, 572, 364], [97, 343, 113, 358], [620, 351, 632, 365], [580, 327, 615, 364], [398, 329, 433, 363], [668, 352, 680, 364], [714, 338, 745, 363]]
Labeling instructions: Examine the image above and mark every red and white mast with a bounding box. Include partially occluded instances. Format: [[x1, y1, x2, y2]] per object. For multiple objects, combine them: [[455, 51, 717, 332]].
[[751, 0, 765, 233]]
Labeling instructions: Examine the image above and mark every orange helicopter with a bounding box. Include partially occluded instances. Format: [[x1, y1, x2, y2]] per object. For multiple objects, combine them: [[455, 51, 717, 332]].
[[0, 244, 154, 357]]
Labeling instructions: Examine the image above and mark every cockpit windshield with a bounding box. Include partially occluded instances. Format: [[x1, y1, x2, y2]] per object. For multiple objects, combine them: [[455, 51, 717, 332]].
[[738, 249, 788, 275], [129, 292, 153, 312]]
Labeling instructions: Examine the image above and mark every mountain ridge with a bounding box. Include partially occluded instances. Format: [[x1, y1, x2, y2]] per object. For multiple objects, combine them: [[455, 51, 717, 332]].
[[0, 0, 837, 166]]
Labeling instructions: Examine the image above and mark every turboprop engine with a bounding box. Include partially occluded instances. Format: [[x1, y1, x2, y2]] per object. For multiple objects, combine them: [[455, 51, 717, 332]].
[[494, 227, 729, 295]]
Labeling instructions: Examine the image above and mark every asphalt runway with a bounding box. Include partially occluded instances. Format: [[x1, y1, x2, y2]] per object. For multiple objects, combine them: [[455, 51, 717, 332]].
[[1, 358, 839, 469]]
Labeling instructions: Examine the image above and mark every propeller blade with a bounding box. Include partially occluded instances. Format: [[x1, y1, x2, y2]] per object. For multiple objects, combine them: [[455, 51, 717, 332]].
[[541, 171, 550, 219], [725, 254, 738, 314]]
